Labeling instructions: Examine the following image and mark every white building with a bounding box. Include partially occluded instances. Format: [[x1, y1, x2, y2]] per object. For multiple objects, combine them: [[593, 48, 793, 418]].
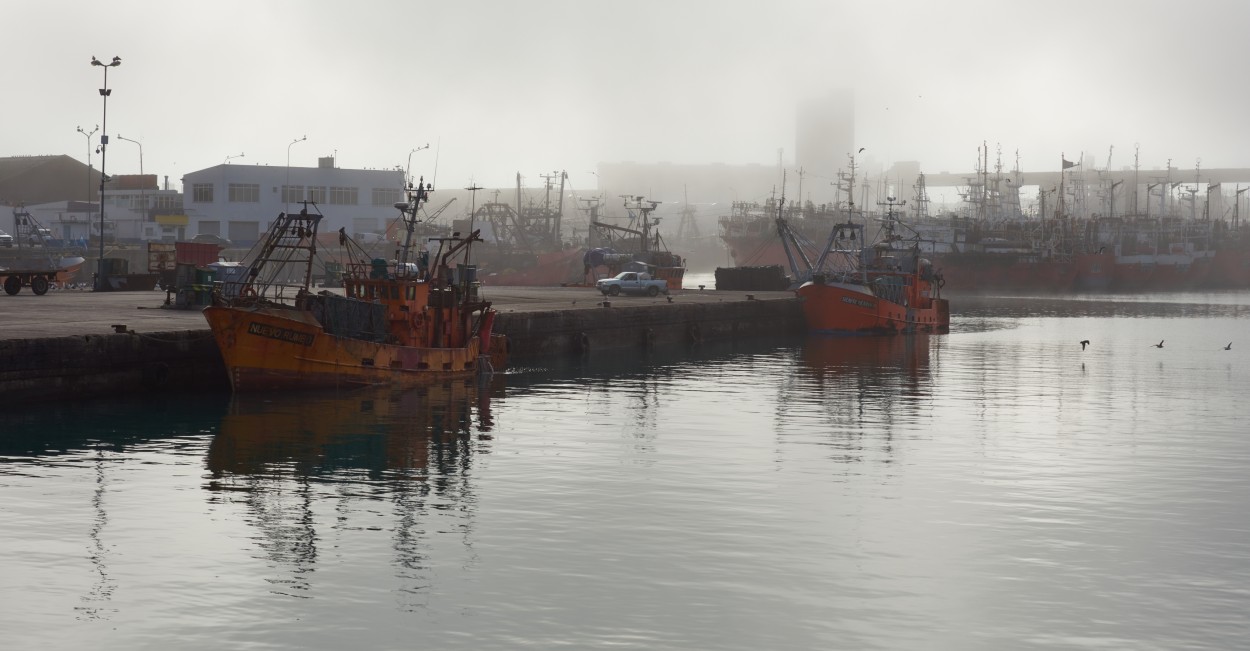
[[19, 175, 185, 244], [180, 157, 405, 246]]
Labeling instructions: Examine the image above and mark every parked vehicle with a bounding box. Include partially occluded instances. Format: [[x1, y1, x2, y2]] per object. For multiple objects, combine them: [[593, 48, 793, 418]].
[[595, 271, 669, 296], [27, 228, 52, 245], [0, 230, 12, 247], [192, 233, 233, 247]]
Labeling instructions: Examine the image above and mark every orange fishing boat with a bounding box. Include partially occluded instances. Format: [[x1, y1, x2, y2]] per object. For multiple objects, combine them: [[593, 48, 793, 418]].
[[204, 179, 507, 392], [789, 199, 950, 335]]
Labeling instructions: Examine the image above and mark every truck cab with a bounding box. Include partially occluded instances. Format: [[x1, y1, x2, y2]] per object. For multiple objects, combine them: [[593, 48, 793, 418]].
[[596, 271, 669, 297]]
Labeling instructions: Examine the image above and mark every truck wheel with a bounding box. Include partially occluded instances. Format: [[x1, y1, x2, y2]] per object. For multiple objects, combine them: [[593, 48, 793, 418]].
[[608, 285, 620, 296], [647, 285, 659, 297], [30, 275, 50, 296], [3, 275, 21, 295]]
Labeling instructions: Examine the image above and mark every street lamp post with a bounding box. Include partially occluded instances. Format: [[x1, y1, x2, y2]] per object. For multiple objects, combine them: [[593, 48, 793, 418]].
[[91, 55, 121, 292], [116, 134, 143, 176], [224, 153, 244, 164], [76, 124, 98, 201], [117, 134, 145, 220], [286, 135, 306, 214]]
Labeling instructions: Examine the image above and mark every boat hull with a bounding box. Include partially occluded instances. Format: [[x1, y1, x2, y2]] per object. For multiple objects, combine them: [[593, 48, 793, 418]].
[[204, 304, 492, 392], [796, 281, 949, 335], [722, 228, 1250, 292], [722, 237, 791, 268], [1211, 248, 1250, 289], [478, 247, 587, 286], [931, 252, 1078, 293]]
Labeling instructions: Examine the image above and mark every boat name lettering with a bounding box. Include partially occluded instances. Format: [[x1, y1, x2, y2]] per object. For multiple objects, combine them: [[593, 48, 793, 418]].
[[247, 322, 314, 346], [840, 296, 875, 308]]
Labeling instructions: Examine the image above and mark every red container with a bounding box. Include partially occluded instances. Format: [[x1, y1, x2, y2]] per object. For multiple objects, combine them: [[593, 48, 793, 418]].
[[175, 241, 223, 267]]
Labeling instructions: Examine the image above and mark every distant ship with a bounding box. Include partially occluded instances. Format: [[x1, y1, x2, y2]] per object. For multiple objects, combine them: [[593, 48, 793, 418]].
[[585, 194, 687, 289], [449, 171, 589, 287], [718, 147, 1250, 293]]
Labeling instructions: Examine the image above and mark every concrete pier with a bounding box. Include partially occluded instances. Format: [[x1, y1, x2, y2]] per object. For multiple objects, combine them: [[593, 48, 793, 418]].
[[0, 286, 801, 403]]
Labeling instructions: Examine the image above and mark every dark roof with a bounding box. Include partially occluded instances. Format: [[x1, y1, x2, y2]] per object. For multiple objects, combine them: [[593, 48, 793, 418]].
[[0, 155, 96, 205], [0, 155, 77, 183]]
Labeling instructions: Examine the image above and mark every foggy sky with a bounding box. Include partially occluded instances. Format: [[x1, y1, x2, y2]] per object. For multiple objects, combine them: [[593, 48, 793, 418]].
[[6, 0, 1250, 199]]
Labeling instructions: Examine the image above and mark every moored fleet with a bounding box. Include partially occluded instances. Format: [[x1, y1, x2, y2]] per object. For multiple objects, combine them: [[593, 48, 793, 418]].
[[719, 147, 1250, 294]]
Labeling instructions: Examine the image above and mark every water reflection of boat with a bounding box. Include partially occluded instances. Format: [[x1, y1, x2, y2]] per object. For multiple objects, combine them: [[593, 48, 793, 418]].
[[788, 336, 933, 434], [204, 381, 494, 603], [205, 381, 493, 479], [800, 335, 931, 375]]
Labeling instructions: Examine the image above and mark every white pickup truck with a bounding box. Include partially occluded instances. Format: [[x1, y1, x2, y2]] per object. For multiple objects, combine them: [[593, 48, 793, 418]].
[[596, 271, 669, 297]]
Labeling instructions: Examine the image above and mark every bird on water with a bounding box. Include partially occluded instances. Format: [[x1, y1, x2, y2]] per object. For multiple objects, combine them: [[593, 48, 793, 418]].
[[1080, 340, 1090, 351], [1152, 340, 1164, 348]]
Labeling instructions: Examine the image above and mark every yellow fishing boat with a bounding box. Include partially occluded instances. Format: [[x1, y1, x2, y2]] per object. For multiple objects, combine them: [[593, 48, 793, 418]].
[[204, 179, 507, 392]]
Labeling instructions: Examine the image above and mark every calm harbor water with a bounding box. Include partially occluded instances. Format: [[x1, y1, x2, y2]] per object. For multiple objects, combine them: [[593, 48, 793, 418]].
[[3, 289, 1249, 650]]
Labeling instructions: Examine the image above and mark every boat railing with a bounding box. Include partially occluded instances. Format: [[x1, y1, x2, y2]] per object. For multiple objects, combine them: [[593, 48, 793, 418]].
[[869, 274, 908, 304]]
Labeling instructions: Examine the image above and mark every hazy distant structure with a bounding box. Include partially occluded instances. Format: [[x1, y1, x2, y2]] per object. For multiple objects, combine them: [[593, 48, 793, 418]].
[[594, 91, 855, 211], [795, 89, 854, 205], [596, 161, 777, 207]]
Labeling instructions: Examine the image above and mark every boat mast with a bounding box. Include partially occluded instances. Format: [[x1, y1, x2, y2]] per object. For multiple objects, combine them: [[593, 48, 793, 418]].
[[556, 170, 566, 242], [775, 170, 804, 276], [912, 173, 930, 220], [1132, 144, 1140, 215], [398, 177, 431, 269], [846, 150, 859, 217]]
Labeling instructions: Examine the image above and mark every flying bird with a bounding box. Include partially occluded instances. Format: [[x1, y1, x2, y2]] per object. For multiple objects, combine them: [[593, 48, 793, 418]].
[[1080, 340, 1090, 351], [1224, 342, 1232, 350], [1152, 340, 1164, 348]]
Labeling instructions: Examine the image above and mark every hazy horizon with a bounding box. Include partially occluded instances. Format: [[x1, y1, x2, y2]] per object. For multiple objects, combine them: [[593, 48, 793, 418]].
[[7, 0, 1250, 196]]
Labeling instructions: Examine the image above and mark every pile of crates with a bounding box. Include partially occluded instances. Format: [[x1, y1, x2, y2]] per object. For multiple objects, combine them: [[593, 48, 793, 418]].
[[149, 241, 227, 308]]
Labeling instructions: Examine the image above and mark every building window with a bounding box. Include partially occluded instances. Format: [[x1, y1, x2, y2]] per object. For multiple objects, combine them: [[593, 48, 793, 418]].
[[192, 184, 214, 203], [372, 188, 403, 207], [154, 195, 180, 210], [282, 185, 304, 204], [329, 186, 359, 205], [228, 183, 260, 203], [307, 186, 326, 204]]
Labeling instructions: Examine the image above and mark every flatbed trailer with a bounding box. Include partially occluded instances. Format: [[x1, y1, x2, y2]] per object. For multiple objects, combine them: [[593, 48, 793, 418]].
[[1, 269, 60, 295]]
